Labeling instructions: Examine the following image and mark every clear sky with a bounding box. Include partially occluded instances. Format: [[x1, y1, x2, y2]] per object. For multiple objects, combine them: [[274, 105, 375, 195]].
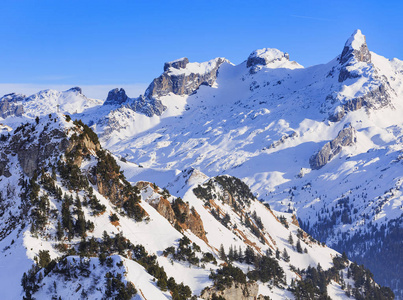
[[0, 0, 402, 99]]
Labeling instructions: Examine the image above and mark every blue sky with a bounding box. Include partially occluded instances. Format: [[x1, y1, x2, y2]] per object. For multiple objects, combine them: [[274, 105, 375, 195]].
[[0, 0, 402, 99]]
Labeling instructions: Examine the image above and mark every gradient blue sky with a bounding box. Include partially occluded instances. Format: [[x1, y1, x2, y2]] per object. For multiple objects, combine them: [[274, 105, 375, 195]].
[[1, 0, 402, 98]]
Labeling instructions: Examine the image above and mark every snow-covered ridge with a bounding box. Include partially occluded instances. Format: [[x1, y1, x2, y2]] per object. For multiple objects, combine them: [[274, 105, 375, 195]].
[[166, 57, 229, 76], [246, 48, 303, 70]]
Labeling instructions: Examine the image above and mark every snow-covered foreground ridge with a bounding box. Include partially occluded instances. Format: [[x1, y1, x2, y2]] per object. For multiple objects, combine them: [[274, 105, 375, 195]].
[[0, 29, 401, 298], [0, 114, 393, 299]]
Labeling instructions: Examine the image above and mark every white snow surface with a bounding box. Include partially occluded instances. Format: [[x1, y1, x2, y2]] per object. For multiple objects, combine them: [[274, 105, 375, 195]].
[[345, 29, 366, 50]]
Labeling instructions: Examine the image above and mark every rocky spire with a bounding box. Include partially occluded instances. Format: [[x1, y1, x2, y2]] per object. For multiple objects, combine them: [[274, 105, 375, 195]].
[[339, 30, 372, 82], [340, 29, 371, 65], [103, 88, 128, 106]]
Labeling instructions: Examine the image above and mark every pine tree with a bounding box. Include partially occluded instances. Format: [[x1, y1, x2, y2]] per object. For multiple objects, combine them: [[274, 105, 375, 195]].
[[282, 248, 290, 262], [244, 246, 255, 265], [219, 244, 226, 261], [56, 220, 63, 241], [296, 239, 303, 253], [228, 245, 234, 262], [288, 232, 294, 245]]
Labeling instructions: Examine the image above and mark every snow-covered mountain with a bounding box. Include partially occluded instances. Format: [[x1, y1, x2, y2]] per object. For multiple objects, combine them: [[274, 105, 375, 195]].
[[0, 29, 401, 299], [1, 114, 389, 299]]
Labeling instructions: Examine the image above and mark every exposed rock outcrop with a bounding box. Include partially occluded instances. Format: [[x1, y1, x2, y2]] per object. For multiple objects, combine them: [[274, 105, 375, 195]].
[[247, 48, 289, 68], [309, 124, 357, 170], [129, 95, 165, 117], [103, 88, 128, 106], [164, 57, 189, 72], [338, 29, 372, 82], [0, 122, 68, 178], [102, 89, 165, 120], [329, 83, 391, 122], [139, 182, 208, 242], [144, 57, 226, 98], [200, 282, 259, 300], [267, 131, 298, 149], [0, 93, 24, 119], [246, 48, 302, 73], [67, 86, 83, 94]]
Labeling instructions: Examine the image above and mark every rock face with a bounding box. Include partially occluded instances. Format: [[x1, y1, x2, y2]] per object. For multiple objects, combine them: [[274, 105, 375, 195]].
[[200, 282, 259, 300], [140, 182, 208, 242], [247, 48, 289, 68], [144, 57, 226, 98], [309, 124, 357, 170], [339, 30, 372, 82], [164, 57, 189, 72], [0, 123, 69, 178], [67, 87, 83, 94], [103, 88, 128, 106], [129, 95, 165, 117], [0, 93, 25, 119], [329, 84, 390, 122]]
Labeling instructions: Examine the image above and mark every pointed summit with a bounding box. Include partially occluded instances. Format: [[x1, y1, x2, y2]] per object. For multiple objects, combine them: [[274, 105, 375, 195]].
[[340, 29, 371, 65]]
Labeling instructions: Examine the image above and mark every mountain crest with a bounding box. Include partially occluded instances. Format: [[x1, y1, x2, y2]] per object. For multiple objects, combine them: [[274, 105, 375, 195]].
[[340, 29, 371, 66], [164, 57, 189, 72], [144, 57, 227, 98], [103, 88, 128, 106], [246, 48, 290, 68]]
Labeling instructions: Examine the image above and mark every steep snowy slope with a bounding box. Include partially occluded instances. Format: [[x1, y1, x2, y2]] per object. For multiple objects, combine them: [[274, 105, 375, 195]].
[[0, 115, 392, 299]]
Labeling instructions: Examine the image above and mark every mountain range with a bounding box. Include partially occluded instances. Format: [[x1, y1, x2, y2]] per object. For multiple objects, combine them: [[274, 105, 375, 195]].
[[0, 29, 401, 299]]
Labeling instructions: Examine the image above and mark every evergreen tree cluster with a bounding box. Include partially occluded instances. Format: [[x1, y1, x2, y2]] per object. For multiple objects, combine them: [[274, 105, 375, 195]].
[[163, 236, 217, 266], [193, 175, 254, 208]]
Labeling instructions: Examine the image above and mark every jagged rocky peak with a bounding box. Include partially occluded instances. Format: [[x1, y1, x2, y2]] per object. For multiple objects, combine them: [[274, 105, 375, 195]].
[[66, 86, 83, 94], [145, 57, 227, 98], [103, 88, 128, 106], [246, 48, 290, 68], [340, 29, 371, 65], [246, 48, 302, 73], [163, 57, 189, 72]]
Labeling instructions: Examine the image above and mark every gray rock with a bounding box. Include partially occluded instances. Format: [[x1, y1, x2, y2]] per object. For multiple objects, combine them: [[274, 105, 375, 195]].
[[67, 86, 83, 94], [309, 124, 357, 170], [163, 57, 189, 72], [246, 48, 290, 68], [200, 282, 259, 300], [0, 93, 25, 119], [103, 88, 128, 106], [338, 30, 372, 82], [129, 95, 165, 117], [329, 84, 390, 122], [1, 124, 69, 177], [145, 57, 226, 98]]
